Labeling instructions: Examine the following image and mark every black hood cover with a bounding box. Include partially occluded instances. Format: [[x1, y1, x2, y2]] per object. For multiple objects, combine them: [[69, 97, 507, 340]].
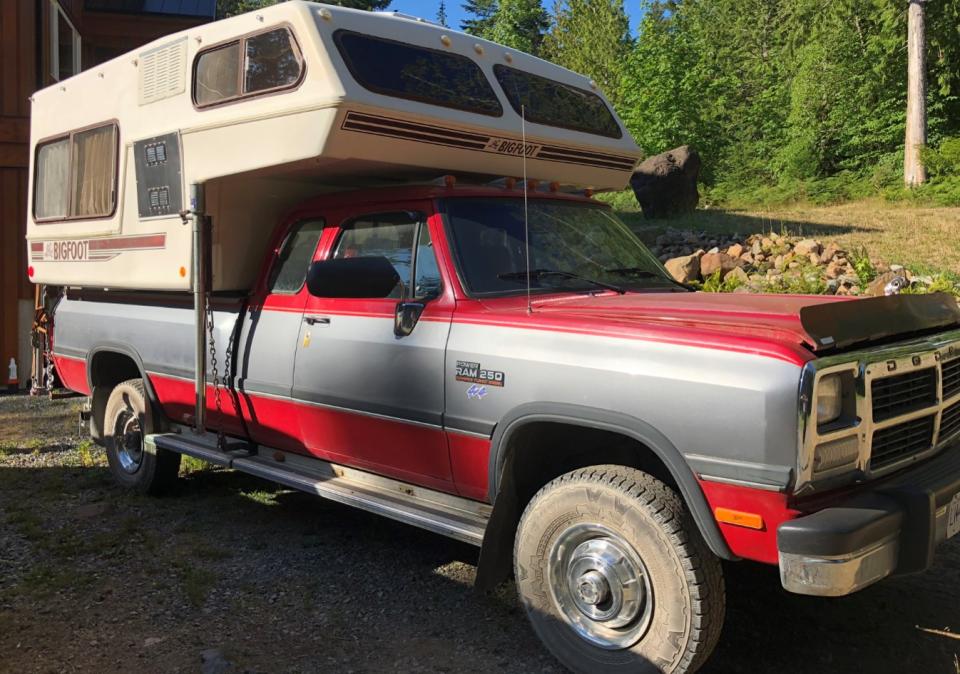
[[800, 292, 960, 351]]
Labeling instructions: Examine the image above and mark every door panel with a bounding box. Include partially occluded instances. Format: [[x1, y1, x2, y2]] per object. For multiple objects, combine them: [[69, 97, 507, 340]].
[[292, 206, 455, 488]]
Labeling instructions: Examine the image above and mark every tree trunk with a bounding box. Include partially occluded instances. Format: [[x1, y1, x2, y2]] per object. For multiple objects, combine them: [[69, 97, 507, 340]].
[[904, 0, 927, 187]]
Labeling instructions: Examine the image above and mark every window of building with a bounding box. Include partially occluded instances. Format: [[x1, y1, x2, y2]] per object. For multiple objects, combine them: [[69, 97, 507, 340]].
[[333, 31, 502, 117], [332, 212, 441, 300], [50, 1, 81, 82], [193, 27, 303, 107], [34, 123, 118, 221], [493, 65, 622, 139], [268, 219, 326, 294]]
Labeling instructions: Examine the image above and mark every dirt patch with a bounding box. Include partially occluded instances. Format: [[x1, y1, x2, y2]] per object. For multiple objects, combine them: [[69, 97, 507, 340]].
[[0, 394, 958, 673]]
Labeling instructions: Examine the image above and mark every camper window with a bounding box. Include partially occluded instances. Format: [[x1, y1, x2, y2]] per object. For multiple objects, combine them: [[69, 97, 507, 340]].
[[492, 65, 622, 139], [333, 31, 502, 117], [34, 122, 118, 222], [194, 26, 303, 108]]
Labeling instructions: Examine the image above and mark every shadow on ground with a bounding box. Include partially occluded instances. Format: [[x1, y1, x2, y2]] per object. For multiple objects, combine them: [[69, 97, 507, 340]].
[[1, 459, 958, 673]]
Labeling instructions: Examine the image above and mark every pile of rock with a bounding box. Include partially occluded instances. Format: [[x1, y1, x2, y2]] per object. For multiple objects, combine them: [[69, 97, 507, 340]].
[[651, 229, 926, 296]]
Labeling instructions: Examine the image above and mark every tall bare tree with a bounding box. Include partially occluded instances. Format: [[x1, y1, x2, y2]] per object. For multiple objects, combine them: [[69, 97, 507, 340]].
[[904, 0, 927, 186]]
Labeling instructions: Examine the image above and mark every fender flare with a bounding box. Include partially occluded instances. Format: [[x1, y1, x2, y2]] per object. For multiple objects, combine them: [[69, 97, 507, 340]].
[[85, 343, 160, 408], [477, 402, 734, 588]]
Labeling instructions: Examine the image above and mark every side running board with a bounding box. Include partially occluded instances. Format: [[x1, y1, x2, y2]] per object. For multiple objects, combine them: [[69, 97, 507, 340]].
[[145, 432, 490, 546]]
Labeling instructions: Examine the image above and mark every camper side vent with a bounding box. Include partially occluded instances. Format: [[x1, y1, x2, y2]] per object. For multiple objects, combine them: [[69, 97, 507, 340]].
[[138, 38, 188, 106]]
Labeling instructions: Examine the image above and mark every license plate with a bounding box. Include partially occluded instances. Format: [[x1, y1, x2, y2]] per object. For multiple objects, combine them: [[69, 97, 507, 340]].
[[949, 493, 960, 540]]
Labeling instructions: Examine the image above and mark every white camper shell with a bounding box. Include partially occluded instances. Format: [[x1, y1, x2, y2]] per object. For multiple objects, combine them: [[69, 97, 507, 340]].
[[26, 1, 641, 291]]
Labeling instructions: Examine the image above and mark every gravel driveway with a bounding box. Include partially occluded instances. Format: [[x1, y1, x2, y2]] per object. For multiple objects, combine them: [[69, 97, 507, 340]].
[[1, 393, 958, 673]]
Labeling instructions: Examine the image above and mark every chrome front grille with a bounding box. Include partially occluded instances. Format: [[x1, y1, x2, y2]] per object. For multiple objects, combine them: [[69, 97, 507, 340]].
[[871, 367, 938, 421], [870, 414, 936, 470], [943, 357, 960, 400], [941, 400, 960, 442], [797, 330, 960, 494]]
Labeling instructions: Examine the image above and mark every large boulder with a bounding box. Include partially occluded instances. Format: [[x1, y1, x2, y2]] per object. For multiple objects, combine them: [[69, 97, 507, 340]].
[[629, 145, 701, 219]]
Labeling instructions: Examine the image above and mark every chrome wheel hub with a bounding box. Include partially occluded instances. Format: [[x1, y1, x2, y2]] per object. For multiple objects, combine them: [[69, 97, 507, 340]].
[[549, 523, 653, 650], [114, 410, 143, 474]]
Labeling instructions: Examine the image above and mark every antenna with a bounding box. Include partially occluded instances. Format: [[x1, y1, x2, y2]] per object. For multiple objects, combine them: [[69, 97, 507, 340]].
[[522, 104, 531, 315]]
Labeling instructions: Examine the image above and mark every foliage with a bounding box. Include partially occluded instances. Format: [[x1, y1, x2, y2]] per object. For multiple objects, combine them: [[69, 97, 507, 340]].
[[437, 0, 449, 26], [541, 0, 631, 106], [847, 245, 877, 287], [622, 0, 960, 201], [696, 269, 743, 293], [487, 0, 549, 53], [461, 0, 499, 36]]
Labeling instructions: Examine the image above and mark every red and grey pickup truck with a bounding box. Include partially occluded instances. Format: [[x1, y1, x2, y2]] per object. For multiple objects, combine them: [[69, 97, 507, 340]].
[[49, 184, 960, 673]]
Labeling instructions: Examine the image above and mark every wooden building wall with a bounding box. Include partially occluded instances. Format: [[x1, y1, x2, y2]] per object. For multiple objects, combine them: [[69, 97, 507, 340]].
[[1, 1, 210, 386]]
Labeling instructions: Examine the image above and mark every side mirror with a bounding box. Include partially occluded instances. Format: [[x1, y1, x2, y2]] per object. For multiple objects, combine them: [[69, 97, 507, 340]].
[[395, 302, 425, 337], [306, 256, 400, 298]]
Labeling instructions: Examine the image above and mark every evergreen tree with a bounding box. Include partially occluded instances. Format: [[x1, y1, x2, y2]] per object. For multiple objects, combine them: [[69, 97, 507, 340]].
[[541, 0, 631, 107], [487, 0, 548, 53], [461, 0, 498, 37], [437, 0, 449, 26]]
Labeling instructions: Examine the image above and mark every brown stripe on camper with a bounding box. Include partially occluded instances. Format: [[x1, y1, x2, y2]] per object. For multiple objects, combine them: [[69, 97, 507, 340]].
[[30, 233, 167, 262], [341, 111, 636, 173]]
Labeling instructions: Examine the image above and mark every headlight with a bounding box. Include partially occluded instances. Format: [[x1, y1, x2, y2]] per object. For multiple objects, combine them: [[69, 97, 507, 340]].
[[816, 374, 843, 425]]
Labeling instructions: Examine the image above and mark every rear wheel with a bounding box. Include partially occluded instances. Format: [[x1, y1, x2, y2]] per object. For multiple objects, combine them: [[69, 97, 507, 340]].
[[514, 465, 725, 674], [103, 378, 180, 494]]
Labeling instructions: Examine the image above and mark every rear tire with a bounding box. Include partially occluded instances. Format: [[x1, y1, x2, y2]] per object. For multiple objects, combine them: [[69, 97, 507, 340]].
[[514, 465, 724, 674], [103, 378, 180, 495]]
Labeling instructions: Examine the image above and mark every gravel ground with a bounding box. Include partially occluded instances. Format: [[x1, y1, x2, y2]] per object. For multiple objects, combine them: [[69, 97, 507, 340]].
[[1, 393, 958, 674]]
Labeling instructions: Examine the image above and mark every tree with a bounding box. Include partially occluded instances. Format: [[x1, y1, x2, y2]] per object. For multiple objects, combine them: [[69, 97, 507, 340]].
[[487, 0, 549, 53], [461, 0, 498, 37], [541, 0, 631, 106], [905, 0, 928, 186], [437, 0, 449, 26]]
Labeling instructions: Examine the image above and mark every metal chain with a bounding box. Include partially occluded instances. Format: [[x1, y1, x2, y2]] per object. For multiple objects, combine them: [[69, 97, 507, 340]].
[[205, 294, 225, 450]]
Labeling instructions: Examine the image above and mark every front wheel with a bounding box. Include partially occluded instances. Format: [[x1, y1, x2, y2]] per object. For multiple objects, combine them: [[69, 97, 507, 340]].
[[103, 378, 180, 494], [514, 466, 725, 674]]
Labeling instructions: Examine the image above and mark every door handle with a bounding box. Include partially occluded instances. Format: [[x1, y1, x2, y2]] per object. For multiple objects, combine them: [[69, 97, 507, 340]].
[[304, 315, 331, 326]]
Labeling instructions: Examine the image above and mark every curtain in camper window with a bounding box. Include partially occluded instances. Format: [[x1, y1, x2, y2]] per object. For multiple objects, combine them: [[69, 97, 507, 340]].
[[195, 43, 241, 106], [72, 125, 117, 217], [35, 138, 70, 219]]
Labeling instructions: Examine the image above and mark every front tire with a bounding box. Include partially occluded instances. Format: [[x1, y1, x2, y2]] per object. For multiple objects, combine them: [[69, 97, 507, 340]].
[[514, 466, 724, 674], [103, 378, 180, 495]]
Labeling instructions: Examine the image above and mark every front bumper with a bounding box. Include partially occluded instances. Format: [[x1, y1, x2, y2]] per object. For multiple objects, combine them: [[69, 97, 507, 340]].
[[777, 444, 960, 597]]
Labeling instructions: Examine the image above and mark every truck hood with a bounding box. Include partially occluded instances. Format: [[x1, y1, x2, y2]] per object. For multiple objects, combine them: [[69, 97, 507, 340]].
[[524, 291, 960, 353]]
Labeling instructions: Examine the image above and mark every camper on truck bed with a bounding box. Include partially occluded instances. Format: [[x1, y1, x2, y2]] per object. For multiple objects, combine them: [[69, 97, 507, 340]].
[[27, 3, 960, 673]]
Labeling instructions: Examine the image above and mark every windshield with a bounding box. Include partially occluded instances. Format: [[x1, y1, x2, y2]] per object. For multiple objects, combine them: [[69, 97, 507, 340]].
[[442, 198, 676, 296]]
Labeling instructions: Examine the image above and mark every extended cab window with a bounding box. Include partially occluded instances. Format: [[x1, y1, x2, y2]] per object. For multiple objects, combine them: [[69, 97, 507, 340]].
[[333, 30, 502, 117], [34, 122, 118, 221], [332, 212, 441, 300], [493, 65, 622, 139], [268, 219, 325, 294], [194, 27, 302, 107]]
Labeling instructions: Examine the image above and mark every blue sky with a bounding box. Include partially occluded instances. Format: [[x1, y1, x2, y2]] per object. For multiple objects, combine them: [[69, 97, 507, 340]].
[[386, 0, 646, 36]]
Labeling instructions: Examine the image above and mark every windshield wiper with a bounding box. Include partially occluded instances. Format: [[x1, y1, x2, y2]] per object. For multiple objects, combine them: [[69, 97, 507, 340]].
[[498, 268, 627, 294], [604, 267, 694, 291]]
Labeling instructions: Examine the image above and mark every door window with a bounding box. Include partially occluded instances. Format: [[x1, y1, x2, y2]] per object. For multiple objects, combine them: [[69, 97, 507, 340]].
[[332, 212, 441, 300], [268, 219, 325, 294]]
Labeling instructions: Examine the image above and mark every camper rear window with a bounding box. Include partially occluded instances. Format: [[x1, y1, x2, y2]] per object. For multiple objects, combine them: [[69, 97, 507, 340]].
[[194, 26, 303, 107], [333, 31, 502, 117], [34, 123, 118, 221], [492, 65, 622, 139]]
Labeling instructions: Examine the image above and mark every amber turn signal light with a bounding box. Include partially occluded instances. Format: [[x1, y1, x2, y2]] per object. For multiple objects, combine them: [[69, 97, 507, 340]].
[[714, 507, 765, 530]]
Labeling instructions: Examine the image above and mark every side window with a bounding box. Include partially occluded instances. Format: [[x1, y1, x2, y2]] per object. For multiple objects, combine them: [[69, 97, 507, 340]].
[[34, 122, 118, 221], [332, 212, 417, 299], [193, 27, 303, 107], [268, 219, 325, 294], [413, 223, 442, 300]]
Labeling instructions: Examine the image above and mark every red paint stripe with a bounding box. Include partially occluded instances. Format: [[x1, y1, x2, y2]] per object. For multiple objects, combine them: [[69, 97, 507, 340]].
[[698, 480, 801, 565], [30, 242, 42, 252], [52, 354, 90, 396]]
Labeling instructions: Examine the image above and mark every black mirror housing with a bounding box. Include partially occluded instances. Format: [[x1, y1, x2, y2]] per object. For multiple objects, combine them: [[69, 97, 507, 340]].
[[395, 302, 425, 337], [306, 256, 401, 298]]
